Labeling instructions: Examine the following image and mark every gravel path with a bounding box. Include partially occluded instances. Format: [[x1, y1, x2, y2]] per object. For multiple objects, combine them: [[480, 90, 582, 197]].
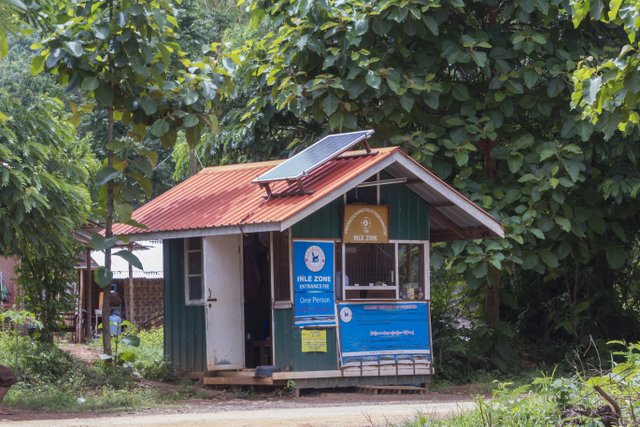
[[3, 400, 476, 426]]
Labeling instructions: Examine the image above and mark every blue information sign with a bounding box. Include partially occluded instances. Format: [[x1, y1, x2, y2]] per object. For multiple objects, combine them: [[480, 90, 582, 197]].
[[338, 301, 431, 365], [293, 240, 336, 327]]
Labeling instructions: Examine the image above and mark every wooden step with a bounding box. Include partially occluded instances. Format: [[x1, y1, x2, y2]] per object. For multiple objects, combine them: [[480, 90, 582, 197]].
[[202, 376, 275, 386], [357, 385, 427, 395], [209, 369, 256, 378]]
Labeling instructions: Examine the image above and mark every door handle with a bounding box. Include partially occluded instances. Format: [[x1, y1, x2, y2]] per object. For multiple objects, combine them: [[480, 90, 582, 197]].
[[207, 289, 217, 302]]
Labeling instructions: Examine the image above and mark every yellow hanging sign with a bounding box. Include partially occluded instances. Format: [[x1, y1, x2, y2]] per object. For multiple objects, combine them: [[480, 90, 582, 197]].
[[343, 204, 389, 244], [301, 329, 327, 352]]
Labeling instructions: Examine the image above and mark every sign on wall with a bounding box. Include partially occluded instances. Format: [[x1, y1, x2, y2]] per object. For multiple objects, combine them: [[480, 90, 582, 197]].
[[293, 240, 336, 327], [301, 329, 327, 352], [338, 301, 430, 366], [343, 205, 389, 244]]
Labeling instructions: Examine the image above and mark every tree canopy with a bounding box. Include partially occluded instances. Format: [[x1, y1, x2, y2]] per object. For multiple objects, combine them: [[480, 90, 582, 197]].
[[227, 0, 640, 368], [571, 0, 640, 142], [2, 0, 640, 372]]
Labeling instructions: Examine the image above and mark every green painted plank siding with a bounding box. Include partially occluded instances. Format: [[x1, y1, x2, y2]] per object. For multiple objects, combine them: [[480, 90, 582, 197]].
[[274, 308, 338, 371], [292, 185, 429, 241], [163, 239, 207, 373], [292, 198, 343, 238], [381, 184, 430, 240]]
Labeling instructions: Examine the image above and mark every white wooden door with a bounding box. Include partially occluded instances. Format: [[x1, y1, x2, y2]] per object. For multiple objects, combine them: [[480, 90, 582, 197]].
[[203, 235, 245, 370]]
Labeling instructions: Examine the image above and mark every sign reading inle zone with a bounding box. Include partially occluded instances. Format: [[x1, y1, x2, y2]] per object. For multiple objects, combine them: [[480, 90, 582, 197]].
[[343, 205, 389, 244], [293, 240, 336, 327]]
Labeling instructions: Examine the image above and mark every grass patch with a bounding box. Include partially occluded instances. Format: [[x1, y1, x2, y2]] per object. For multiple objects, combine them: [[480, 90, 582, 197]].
[[409, 341, 640, 426], [0, 327, 193, 412], [90, 326, 178, 381]]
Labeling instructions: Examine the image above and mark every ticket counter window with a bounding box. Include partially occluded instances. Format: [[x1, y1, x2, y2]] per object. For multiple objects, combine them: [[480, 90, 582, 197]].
[[342, 242, 426, 300], [344, 243, 396, 299]]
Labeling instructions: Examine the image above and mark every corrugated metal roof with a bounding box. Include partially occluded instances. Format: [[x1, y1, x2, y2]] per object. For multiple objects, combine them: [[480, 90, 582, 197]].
[[114, 147, 504, 242]]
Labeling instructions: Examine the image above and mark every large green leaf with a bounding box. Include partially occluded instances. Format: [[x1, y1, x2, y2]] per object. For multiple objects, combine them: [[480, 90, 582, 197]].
[[81, 76, 99, 91], [94, 267, 113, 288], [91, 234, 118, 251], [149, 118, 169, 137], [538, 249, 559, 269], [140, 97, 159, 115], [65, 41, 84, 57], [30, 55, 45, 76], [95, 82, 114, 106], [321, 93, 339, 115], [606, 246, 626, 269], [365, 71, 381, 89], [113, 249, 143, 270], [95, 167, 121, 186], [121, 335, 141, 347]]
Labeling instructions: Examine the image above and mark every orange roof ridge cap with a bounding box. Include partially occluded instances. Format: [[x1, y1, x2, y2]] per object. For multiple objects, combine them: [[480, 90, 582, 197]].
[[337, 146, 398, 158]]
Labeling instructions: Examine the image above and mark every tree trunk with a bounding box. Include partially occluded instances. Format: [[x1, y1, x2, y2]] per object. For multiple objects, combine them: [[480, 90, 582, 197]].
[[477, 139, 497, 181], [189, 147, 197, 176], [102, 106, 114, 357], [485, 266, 500, 327], [479, 140, 500, 327]]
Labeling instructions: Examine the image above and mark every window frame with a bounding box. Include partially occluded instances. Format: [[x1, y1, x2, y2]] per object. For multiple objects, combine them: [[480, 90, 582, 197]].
[[184, 237, 204, 306], [340, 240, 429, 301], [272, 229, 293, 308]]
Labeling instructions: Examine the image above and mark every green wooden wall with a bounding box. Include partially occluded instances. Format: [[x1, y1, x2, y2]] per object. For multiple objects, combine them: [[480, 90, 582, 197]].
[[282, 176, 430, 371], [291, 198, 344, 238], [381, 183, 430, 240], [292, 182, 429, 240], [163, 239, 207, 373], [273, 308, 338, 371]]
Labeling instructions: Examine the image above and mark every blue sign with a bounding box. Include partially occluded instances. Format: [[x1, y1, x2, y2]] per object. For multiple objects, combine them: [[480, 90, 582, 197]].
[[293, 240, 336, 327], [338, 301, 431, 365]]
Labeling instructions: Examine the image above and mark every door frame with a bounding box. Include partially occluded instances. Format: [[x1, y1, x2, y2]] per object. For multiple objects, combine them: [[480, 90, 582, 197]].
[[203, 234, 245, 371]]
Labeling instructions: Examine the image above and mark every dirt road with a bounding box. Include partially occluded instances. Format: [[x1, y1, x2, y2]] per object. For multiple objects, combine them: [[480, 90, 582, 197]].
[[2, 397, 476, 426]]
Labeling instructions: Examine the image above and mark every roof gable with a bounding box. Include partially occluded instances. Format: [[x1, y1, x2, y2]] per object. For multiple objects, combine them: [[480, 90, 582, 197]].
[[113, 147, 503, 242]]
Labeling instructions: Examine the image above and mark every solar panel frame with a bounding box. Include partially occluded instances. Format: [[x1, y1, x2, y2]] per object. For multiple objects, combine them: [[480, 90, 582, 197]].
[[252, 130, 375, 184]]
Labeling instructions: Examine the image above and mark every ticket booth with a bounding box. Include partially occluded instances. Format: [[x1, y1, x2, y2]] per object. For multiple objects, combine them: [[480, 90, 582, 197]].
[[114, 130, 504, 390]]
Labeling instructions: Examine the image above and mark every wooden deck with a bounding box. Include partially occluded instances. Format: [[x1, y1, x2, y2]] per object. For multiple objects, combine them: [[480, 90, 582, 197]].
[[201, 364, 433, 388]]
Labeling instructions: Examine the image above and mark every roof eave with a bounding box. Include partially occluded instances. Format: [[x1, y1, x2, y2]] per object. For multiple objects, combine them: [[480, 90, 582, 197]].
[[119, 222, 281, 241], [392, 154, 505, 240]]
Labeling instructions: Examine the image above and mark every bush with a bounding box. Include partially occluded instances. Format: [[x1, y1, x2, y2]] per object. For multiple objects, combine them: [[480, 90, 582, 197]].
[[91, 326, 177, 381], [128, 327, 177, 381], [0, 331, 96, 387], [0, 327, 189, 411], [413, 341, 640, 426]]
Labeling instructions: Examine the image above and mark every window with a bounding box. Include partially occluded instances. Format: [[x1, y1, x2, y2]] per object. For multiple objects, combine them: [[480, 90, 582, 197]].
[[185, 237, 203, 304], [398, 244, 425, 300], [342, 242, 427, 300], [345, 244, 395, 287], [272, 231, 291, 302]]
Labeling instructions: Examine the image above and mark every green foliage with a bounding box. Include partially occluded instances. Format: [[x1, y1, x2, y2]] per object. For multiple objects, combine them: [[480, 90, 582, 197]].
[[0, 92, 94, 257], [236, 0, 640, 368], [25, 0, 231, 355], [92, 327, 176, 381], [571, 0, 640, 137], [17, 247, 79, 343], [0, 329, 188, 411], [29, 0, 229, 150], [0, 0, 26, 59], [415, 340, 640, 426]]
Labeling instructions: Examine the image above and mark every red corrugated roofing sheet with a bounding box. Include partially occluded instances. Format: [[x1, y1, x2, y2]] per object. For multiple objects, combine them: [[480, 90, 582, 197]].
[[114, 147, 400, 237]]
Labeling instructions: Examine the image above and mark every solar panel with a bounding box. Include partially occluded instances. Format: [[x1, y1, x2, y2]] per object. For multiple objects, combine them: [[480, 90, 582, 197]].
[[253, 130, 375, 184]]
